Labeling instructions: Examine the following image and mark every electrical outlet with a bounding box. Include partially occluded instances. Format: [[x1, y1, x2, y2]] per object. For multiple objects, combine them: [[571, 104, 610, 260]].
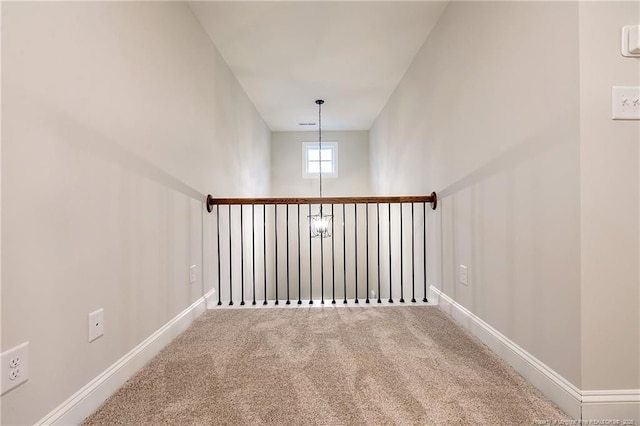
[[612, 86, 640, 119], [189, 265, 197, 284], [88, 308, 104, 343], [9, 356, 21, 369], [9, 369, 21, 381], [1, 342, 29, 395], [460, 265, 468, 286]]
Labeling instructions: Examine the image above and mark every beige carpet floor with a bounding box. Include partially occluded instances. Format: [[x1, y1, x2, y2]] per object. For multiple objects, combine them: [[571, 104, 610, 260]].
[[82, 306, 569, 425]]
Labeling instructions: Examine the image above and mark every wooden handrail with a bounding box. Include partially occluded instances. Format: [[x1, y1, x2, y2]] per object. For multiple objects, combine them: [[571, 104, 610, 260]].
[[206, 192, 437, 212]]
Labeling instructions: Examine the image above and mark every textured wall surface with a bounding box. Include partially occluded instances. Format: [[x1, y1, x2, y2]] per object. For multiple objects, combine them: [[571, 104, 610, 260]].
[[1, 2, 270, 424]]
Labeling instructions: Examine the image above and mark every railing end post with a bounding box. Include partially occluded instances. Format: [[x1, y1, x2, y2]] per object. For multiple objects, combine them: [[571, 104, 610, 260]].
[[206, 194, 214, 213], [430, 192, 437, 210]]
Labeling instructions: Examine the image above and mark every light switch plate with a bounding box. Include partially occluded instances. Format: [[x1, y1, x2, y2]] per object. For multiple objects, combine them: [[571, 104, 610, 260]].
[[612, 86, 640, 120], [622, 25, 640, 57]]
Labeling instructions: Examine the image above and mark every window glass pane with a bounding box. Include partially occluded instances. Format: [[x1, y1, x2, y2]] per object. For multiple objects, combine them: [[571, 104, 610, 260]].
[[302, 141, 337, 178], [307, 148, 320, 161], [308, 161, 320, 173], [320, 148, 332, 161]]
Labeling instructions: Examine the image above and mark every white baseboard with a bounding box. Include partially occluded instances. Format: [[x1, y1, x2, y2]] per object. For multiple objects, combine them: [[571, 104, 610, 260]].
[[582, 390, 640, 404], [36, 289, 214, 426], [582, 390, 640, 423], [429, 285, 583, 419], [429, 286, 640, 423]]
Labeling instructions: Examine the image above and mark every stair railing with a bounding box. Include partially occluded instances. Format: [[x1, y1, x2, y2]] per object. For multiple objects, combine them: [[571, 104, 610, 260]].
[[206, 193, 437, 306]]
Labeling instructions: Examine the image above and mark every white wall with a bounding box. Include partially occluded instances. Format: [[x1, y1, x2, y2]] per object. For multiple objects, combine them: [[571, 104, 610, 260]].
[[1, 2, 270, 425], [0, 3, 3, 424], [271, 130, 371, 197], [371, 0, 640, 419], [579, 0, 640, 415], [371, 0, 582, 390]]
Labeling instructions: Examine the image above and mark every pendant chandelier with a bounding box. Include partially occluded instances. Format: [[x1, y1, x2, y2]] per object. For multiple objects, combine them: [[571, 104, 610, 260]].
[[308, 99, 333, 238]]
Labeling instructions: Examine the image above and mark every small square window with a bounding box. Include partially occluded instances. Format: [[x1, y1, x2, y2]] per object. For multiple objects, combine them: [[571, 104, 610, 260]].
[[302, 142, 338, 179]]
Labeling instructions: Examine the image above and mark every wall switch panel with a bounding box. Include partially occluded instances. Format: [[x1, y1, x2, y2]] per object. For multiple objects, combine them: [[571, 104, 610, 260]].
[[1, 342, 29, 395], [459, 265, 468, 286], [88, 308, 104, 343], [612, 86, 640, 120], [621, 25, 640, 57], [189, 265, 197, 284]]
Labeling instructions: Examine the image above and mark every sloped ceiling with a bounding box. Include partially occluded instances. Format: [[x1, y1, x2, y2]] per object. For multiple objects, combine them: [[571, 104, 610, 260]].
[[189, 2, 448, 131]]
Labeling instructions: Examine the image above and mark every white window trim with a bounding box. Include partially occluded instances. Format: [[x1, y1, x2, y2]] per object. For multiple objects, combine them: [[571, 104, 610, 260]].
[[302, 141, 339, 179]]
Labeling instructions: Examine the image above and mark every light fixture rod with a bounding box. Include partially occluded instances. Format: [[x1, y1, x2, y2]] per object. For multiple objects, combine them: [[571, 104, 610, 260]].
[[316, 99, 324, 203]]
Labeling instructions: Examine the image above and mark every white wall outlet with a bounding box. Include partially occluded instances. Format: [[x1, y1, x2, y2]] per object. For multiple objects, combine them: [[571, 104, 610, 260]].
[[459, 265, 468, 286], [189, 265, 197, 284], [1, 342, 29, 395], [612, 86, 640, 120], [88, 308, 104, 343]]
